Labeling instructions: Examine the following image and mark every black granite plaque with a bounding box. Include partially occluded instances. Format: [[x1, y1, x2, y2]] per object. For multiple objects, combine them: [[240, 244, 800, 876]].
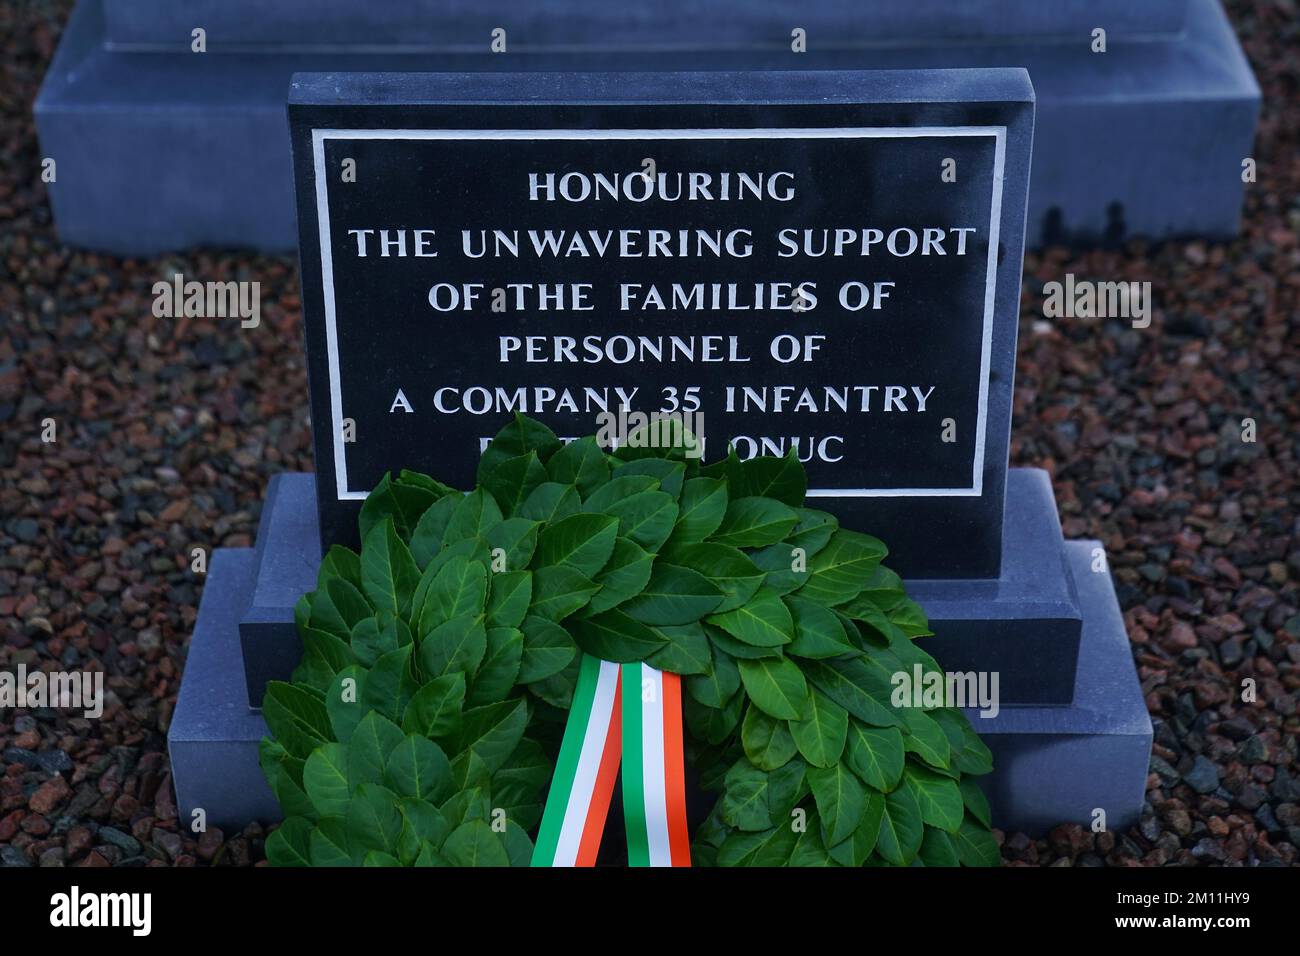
[[289, 69, 1034, 577]]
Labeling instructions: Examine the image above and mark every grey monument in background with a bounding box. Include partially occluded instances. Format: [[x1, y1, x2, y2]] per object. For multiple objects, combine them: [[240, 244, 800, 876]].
[[36, 0, 1258, 254]]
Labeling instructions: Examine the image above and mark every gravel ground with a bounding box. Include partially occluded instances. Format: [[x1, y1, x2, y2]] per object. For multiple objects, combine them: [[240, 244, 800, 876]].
[[1, 1, 1296, 868]]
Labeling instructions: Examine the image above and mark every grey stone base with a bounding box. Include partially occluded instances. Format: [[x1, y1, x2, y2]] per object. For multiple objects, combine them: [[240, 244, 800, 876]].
[[167, 549, 278, 832], [38, 0, 1257, 253], [169, 471, 1152, 839], [962, 541, 1152, 835]]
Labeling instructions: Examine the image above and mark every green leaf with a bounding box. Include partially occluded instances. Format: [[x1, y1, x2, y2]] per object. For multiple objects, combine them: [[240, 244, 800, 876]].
[[889, 598, 933, 638], [918, 826, 960, 867], [349, 614, 411, 668], [570, 608, 668, 662], [469, 626, 523, 704], [455, 699, 529, 775], [486, 570, 532, 628], [954, 721, 995, 776], [661, 542, 763, 613], [749, 540, 810, 595], [717, 825, 799, 866], [612, 458, 685, 498], [952, 817, 1001, 867], [840, 565, 906, 615], [529, 565, 600, 621], [385, 734, 453, 803], [500, 820, 535, 867], [603, 490, 678, 551], [646, 622, 713, 676], [685, 646, 740, 708], [789, 821, 837, 867], [785, 594, 856, 659], [361, 518, 422, 619], [768, 757, 806, 820], [796, 530, 887, 605], [319, 545, 362, 589], [401, 672, 466, 739], [480, 414, 562, 475], [901, 708, 952, 769], [787, 508, 838, 558], [708, 625, 781, 661], [409, 495, 460, 568], [620, 563, 722, 625], [741, 705, 797, 771], [360, 644, 416, 723], [442, 489, 503, 545], [526, 655, 580, 710], [484, 517, 540, 572], [299, 626, 354, 680], [417, 616, 487, 680], [789, 690, 848, 768], [518, 614, 578, 683], [712, 496, 798, 548], [262, 681, 331, 757], [546, 436, 610, 496], [737, 656, 809, 720], [586, 537, 654, 614], [492, 739, 551, 832], [808, 762, 868, 845], [413, 843, 446, 867], [667, 477, 728, 545], [309, 819, 353, 867], [441, 819, 511, 867], [259, 740, 316, 822], [876, 782, 925, 866], [683, 688, 743, 745], [803, 658, 902, 729], [348, 711, 405, 788], [265, 816, 313, 867], [535, 513, 619, 577], [410, 537, 490, 618], [359, 473, 438, 541], [481, 450, 547, 516], [323, 578, 373, 633], [346, 782, 403, 855], [845, 721, 905, 791], [397, 806, 449, 863], [517, 481, 581, 523], [415, 555, 488, 634], [707, 588, 793, 648], [826, 790, 884, 867], [396, 469, 457, 497], [582, 475, 658, 512], [903, 765, 964, 833], [441, 787, 490, 827], [730, 452, 807, 507], [363, 850, 401, 867], [326, 666, 367, 743], [721, 759, 776, 831], [959, 777, 992, 828]]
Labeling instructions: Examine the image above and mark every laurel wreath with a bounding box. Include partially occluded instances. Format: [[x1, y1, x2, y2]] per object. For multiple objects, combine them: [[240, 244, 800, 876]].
[[260, 414, 999, 866]]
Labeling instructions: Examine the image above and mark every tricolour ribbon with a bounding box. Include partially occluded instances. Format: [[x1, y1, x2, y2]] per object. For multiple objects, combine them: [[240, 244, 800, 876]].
[[531, 656, 622, 866], [531, 655, 691, 867], [621, 662, 692, 867]]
